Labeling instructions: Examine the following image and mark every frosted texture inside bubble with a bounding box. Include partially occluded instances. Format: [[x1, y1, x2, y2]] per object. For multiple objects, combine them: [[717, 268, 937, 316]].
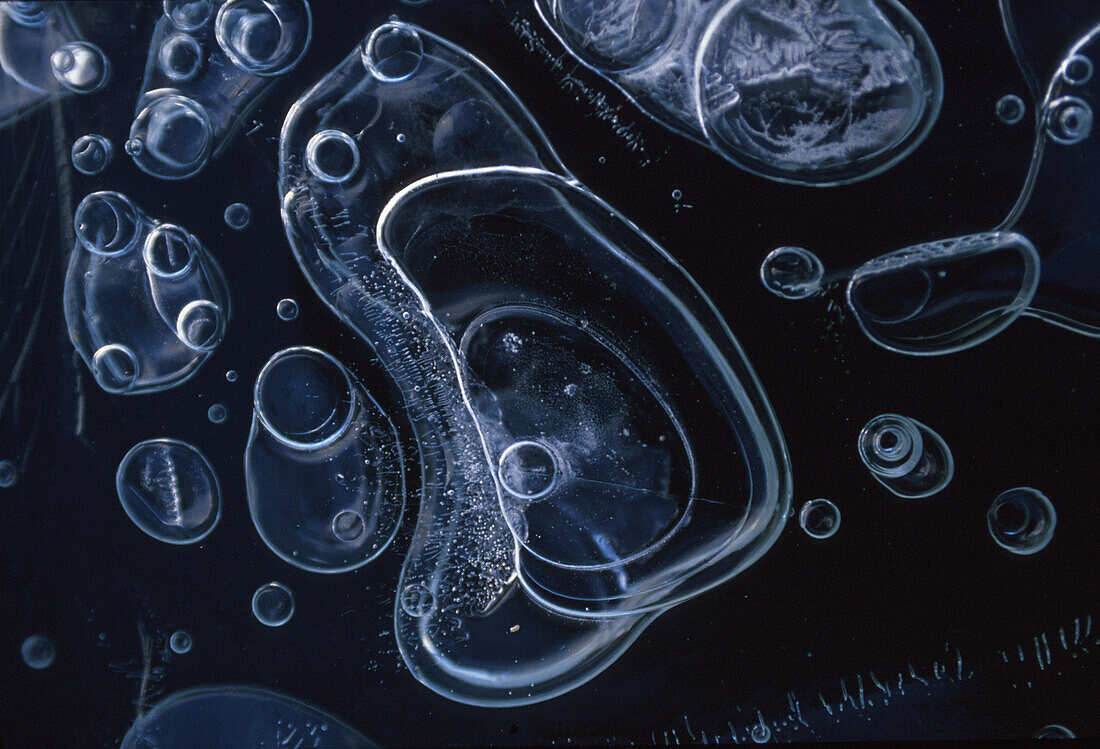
[[534, 0, 943, 185], [278, 21, 791, 705], [121, 686, 375, 748], [245, 347, 405, 573], [64, 192, 230, 393], [116, 439, 221, 544], [761, 246, 824, 299]]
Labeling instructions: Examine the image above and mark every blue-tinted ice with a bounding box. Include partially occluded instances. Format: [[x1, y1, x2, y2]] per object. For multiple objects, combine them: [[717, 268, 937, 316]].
[[121, 686, 375, 748], [534, 0, 943, 185], [279, 21, 790, 705], [127, 0, 312, 179], [857, 413, 953, 499], [116, 438, 221, 544], [64, 191, 230, 393]]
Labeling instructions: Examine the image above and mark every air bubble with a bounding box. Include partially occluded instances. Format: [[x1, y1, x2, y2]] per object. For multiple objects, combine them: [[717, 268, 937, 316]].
[[1060, 54, 1093, 87], [332, 510, 366, 543], [215, 0, 312, 77], [226, 370, 239, 382], [164, 0, 213, 31], [362, 22, 424, 82], [74, 191, 142, 256], [799, 499, 840, 539], [224, 202, 251, 230], [71, 134, 114, 176], [116, 439, 221, 544], [760, 247, 825, 300], [0, 460, 17, 488], [207, 403, 227, 424], [168, 630, 193, 654], [251, 582, 295, 626], [987, 488, 1056, 555], [275, 298, 299, 321], [1045, 96, 1092, 145], [400, 583, 436, 618], [158, 33, 203, 82], [498, 440, 559, 500], [21, 635, 56, 669], [858, 414, 953, 498], [995, 94, 1026, 125], [305, 130, 359, 183], [1033, 724, 1075, 739], [143, 225, 196, 279], [50, 42, 110, 93], [127, 94, 214, 180], [176, 300, 226, 351], [92, 344, 140, 393]]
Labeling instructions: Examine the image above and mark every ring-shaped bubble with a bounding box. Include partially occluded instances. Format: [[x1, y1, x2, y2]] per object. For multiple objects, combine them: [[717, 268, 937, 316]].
[[1045, 95, 1093, 145], [215, 0, 312, 77], [158, 32, 204, 82], [760, 246, 825, 299], [996, 94, 1027, 125], [116, 439, 221, 545], [361, 22, 424, 82], [143, 224, 197, 279], [251, 581, 295, 626], [71, 134, 114, 175], [168, 630, 193, 654], [799, 498, 841, 539], [1060, 54, 1094, 87], [498, 440, 561, 501], [91, 344, 141, 393], [50, 41, 109, 94], [305, 129, 360, 184], [858, 414, 921, 478], [21, 634, 56, 669], [127, 94, 215, 180], [987, 488, 1057, 555], [175, 299, 226, 352], [74, 191, 143, 256], [252, 346, 356, 450], [163, 0, 213, 32]]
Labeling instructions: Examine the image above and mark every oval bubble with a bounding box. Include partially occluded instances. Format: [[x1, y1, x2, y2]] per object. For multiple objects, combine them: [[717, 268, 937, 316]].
[[545, 0, 676, 73], [158, 32, 204, 82], [74, 191, 143, 256], [71, 134, 114, 175], [988, 487, 1056, 555], [799, 499, 840, 539], [858, 414, 953, 499], [760, 247, 825, 299], [50, 41, 109, 93], [92, 344, 140, 393], [224, 202, 251, 230], [128, 94, 214, 180], [143, 224, 196, 279], [246, 347, 406, 572], [996, 94, 1026, 125], [215, 0, 312, 77], [846, 232, 1040, 355], [116, 439, 221, 544], [176, 300, 226, 351], [164, 0, 213, 31], [0, 460, 17, 488], [168, 630, 192, 654], [361, 22, 423, 82], [21, 634, 56, 669], [252, 581, 294, 626]]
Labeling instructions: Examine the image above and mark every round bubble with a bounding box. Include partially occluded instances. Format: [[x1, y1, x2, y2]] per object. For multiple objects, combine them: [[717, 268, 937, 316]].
[[176, 299, 226, 351], [224, 202, 251, 230], [207, 403, 227, 424], [71, 134, 114, 176], [305, 129, 359, 183], [760, 247, 825, 299], [50, 42, 110, 93], [158, 32, 204, 82], [21, 634, 56, 669], [987, 488, 1056, 555], [1045, 96, 1092, 145], [498, 440, 559, 500], [74, 191, 142, 256], [275, 298, 298, 321], [92, 344, 140, 393], [225, 370, 239, 382], [799, 499, 840, 539], [215, 0, 312, 77], [362, 22, 424, 82], [400, 583, 436, 618], [1060, 54, 1093, 87], [0, 460, 17, 488], [996, 94, 1026, 126], [168, 630, 193, 654], [116, 439, 221, 544], [164, 0, 213, 31], [144, 224, 196, 279], [127, 94, 214, 180], [1033, 724, 1076, 739], [252, 582, 294, 627]]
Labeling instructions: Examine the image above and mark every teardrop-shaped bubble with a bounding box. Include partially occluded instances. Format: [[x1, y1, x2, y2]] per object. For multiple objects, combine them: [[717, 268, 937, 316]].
[[987, 487, 1056, 555], [49, 41, 109, 93], [245, 347, 405, 573], [121, 686, 376, 748], [215, 0, 311, 77], [857, 414, 953, 499], [846, 232, 1041, 355], [127, 93, 214, 180], [693, 0, 943, 184], [71, 134, 114, 176], [116, 439, 221, 544], [760, 246, 825, 299]]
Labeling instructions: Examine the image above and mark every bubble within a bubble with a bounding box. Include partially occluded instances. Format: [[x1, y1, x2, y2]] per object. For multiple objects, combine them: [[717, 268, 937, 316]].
[[224, 202, 251, 230], [50, 42, 110, 93], [21, 635, 56, 669], [225, 370, 239, 382], [116, 439, 221, 544], [996, 94, 1026, 125], [276, 298, 299, 321], [1045, 96, 1093, 146], [760, 246, 825, 300], [987, 487, 1056, 555], [168, 630, 193, 654], [0, 460, 17, 488], [799, 498, 840, 539], [207, 403, 227, 424], [71, 134, 114, 176], [858, 414, 954, 499], [252, 582, 295, 627]]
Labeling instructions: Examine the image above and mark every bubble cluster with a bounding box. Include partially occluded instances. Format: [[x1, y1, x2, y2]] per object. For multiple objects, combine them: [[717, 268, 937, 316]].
[[858, 414, 953, 499], [71, 134, 114, 175], [987, 488, 1056, 555], [251, 582, 295, 627], [116, 439, 221, 544]]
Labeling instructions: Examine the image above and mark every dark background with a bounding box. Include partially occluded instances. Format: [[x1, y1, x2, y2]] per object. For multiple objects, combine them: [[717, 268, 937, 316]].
[[0, 0, 1096, 745]]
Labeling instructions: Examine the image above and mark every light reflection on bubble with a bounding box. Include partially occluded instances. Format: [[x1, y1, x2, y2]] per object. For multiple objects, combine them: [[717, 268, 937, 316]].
[[252, 581, 295, 627], [224, 202, 251, 229], [858, 414, 953, 499], [21, 634, 56, 669], [799, 499, 840, 540], [116, 439, 221, 545], [71, 134, 113, 175], [987, 488, 1056, 555]]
